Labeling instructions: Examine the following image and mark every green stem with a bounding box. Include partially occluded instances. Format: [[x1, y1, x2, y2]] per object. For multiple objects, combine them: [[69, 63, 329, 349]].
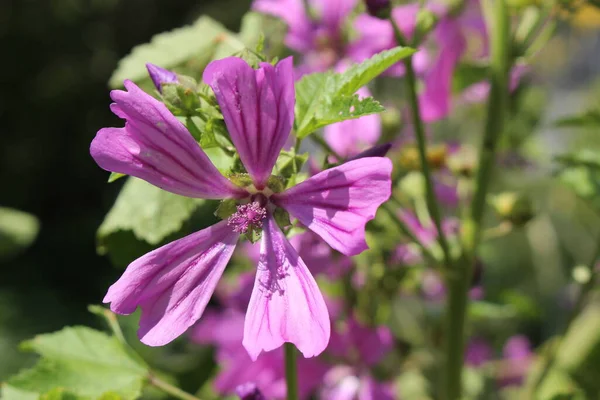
[[310, 134, 343, 161], [389, 18, 453, 268], [148, 374, 202, 400], [443, 1, 511, 399], [284, 343, 299, 400]]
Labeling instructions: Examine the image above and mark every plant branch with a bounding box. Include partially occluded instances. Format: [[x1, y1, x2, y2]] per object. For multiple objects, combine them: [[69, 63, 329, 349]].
[[148, 374, 203, 400], [442, 0, 512, 399], [389, 18, 453, 268]]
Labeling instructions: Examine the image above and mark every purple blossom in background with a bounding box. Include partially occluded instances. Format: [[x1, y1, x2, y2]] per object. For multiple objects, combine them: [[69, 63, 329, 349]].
[[90, 56, 392, 359], [348, 4, 431, 76], [253, 0, 357, 74], [321, 318, 395, 400], [465, 337, 493, 367], [146, 63, 178, 93], [236, 383, 266, 400], [499, 335, 533, 387], [192, 308, 328, 399]]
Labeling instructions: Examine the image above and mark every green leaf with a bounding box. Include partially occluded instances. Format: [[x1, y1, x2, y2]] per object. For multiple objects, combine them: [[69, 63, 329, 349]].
[[98, 178, 204, 248], [294, 46, 415, 138], [109, 16, 244, 88], [96, 178, 220, 267], [556, 150, 600, 209], [0, 207, 40, 261], [336, 47, 416, 96], [555, 109, 600, 128], [3, 327, 148, 400]]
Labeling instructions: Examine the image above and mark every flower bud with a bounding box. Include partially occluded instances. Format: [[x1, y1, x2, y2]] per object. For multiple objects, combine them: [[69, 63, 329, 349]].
[[146, 63, 178, 93], [348, 143, 392, 161], [490, 192, 534, 226], [413, 9, 438, 45], [364, 0, 391, 19]]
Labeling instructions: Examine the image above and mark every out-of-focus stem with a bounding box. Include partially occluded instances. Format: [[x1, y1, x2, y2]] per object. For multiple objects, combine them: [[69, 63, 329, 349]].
[[310, 134, 343, 161], [284, 343, 299, 400], [389, 18, 453, 268], [148, 374, 202, 400], [443, 0, 511, 399]]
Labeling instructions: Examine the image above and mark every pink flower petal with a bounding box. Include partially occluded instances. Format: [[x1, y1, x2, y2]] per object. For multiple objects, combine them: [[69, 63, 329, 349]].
[[243, 214, 330, 360], [103, 220, 239, 346], [272, 158, 392, 256], [203, 57, 295, 189], [90, 80, 245, 199], [418, 18, 466, 122]]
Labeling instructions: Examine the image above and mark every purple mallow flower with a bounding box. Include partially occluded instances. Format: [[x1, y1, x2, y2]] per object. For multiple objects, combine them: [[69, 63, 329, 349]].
[[253, 0, 357, 74], [146, 63, 178, 93], [90, 56, 392, 359]]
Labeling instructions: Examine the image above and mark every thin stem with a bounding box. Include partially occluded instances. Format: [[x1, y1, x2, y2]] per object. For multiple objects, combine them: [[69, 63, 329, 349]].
[[310, 134, 343, 161], [284, 343, 299, 400], [389, 18, 453, 268], [148, 374, 202, 400], [383, 201, 440, 264], [443, 1, 511, 399]]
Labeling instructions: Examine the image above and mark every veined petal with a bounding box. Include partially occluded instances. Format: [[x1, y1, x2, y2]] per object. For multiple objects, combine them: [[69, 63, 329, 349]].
[[272, 158, 392, 256], [103, 220, 239, 346], [203, 57, 295, 189], [418, 19, 466, 122], [90, 80, 245, 199], [243, 214, 330, 360]]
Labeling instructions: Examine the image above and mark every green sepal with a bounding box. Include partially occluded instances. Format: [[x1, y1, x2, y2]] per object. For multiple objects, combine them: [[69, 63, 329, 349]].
[[489, 192, 534, 226], [234, 48, 264, 69], [185, 117, 203, 142], [245, 225, 262, 244], [107, 172, 126, 183], [228, 173, 253, 189], [275, 150, 309, 187], [267, 175, 286, 193], [214, 199, 238, 221], [273, 207, 291, 230], [176, 86, 201, 112], [412, 9, 438, 46]]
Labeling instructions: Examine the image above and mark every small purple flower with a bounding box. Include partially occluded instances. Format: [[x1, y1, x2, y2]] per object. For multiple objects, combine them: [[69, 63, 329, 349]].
[[191, 308, 327, 399], [499, 335, 532, 387], [146, 63, 178, 93], [90, 56, 392, 359], [321, 318, 395, 400], [348, 5, 432, 77], [253, 0, 357, 73], [465, 337, 493, 367]]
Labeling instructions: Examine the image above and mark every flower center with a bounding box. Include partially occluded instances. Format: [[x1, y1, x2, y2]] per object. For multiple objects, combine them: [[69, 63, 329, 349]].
[[227, 196, 268, 234]]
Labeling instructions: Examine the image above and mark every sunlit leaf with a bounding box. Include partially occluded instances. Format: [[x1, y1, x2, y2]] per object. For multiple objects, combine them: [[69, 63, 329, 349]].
[[2, 327, 148, 400]]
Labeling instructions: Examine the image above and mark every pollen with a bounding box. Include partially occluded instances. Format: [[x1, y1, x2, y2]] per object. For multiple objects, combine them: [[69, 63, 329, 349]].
[[227, 201, 267, 233]]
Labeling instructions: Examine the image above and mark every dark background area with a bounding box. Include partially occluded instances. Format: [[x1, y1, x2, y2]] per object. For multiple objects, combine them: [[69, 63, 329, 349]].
[[0, 0, 250, 378]]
